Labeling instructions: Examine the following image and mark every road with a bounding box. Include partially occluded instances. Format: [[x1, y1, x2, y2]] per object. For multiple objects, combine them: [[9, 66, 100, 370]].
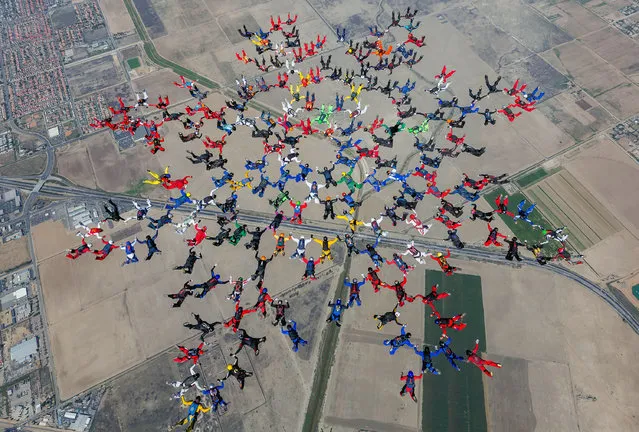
[[1, 177, 637, 334]]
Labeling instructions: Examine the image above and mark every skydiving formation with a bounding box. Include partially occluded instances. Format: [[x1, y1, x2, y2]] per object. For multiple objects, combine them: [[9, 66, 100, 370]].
[[75, 8, 588, 428]]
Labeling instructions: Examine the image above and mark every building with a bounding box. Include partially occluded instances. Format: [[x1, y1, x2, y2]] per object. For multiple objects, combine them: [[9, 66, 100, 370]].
[[10, 337, 38, 364], [67, 204, 96, 228], [0, 286, 27, 310]]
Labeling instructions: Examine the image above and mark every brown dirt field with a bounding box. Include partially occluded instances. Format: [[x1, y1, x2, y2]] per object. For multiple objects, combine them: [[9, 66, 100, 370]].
[[82, 131, 162, 193], [203, 0, 263, 16], [56, 140, 98, 189], [0, 237, 31, 272], [150, 0, 214, 34], [98, 0, 135, 34], [154, 23, 228, 86], [538, 91, 616, 142], [49, 293, 142, 400], [464, 260, 639, 432], [130, 69, 189, 106], [580, 27, 639, 83], [526, 170, 622, 250], [594, 83, 639, 119], [38, 218, 228, 400], [0, 154, 46, 177], [541, 42, 628, 96], [581, 229, 639, 277], [31, 221, 83, 262], [563, 136, 639, 236], [533, 0, 607, 38]]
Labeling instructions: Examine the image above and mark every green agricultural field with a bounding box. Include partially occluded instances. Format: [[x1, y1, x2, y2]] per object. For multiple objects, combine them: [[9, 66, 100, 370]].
[[483, 188, 552, 246], [126, 57, 141, 69], [422, 270, 487, 432]]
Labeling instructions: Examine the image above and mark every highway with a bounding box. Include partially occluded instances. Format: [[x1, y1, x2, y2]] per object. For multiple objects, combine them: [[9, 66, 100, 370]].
[[1, 176, 637, 334]]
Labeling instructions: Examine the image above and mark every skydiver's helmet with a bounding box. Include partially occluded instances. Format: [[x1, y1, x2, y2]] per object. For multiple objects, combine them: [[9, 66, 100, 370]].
[[466, 350, 473, 356], [261, 256, 266, 260], [264, 175, 269, 180], [227, 364, 233, 371], [262, 288, 268, 293], [186, 192, 191, 197], [325, 196, 331, 200], [438, 340, 446, 347], [277, 299, 283, 305], [407, 371, 414, 378], [394, 312, 400, 317], [405, 332, 412, 338], [336, 299, 342, 305]]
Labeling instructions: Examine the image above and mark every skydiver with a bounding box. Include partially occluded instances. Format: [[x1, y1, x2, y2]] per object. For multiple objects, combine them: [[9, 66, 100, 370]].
[[225, 354, 253, 390], [65, 238, 92, 260], [432, 310, 467, 339], [447, 229, 465, 249], [102, 199, 125, 223], [92, 238, 118, 261], [224, 304, 257, 333], [494, 194, 515, 217], [484, 74, 502, 96], [466, 339, 502, 377], [383, 325, 415, 355], [373, 303, 403, 329], [183, 313, 222, 341], [485, 222, 507, 247], [524, 241, 550, 265], [553, 243, 584, 265], [174, 343, 205, 364], [513, 199, 537, 226], [399, 371, 423, 402], [202, 379, 228, 414], [191, 266, 229, 299], [233, 329, 267, 356], [440, 199, 464, 218], [434, 337, 465, 371], [251, 253, 275, 281], [479, 173, 509, 185], [505, 236, 525, 261], [136, 230, 161, 260], [271, 298, 291, 326], [326, 298, 347, 326], [168, 282, 194, 308], [461, 143, 486, 157], [401, 240, 430, 265], [166, 364, 203, 400], [169, 395, 210, 431], [417, 284, 450, 312], [469, 203, 494, 222], [414, 345, 441, 375], [174, 248, 201, 274], [281, 320, 308, 352]]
